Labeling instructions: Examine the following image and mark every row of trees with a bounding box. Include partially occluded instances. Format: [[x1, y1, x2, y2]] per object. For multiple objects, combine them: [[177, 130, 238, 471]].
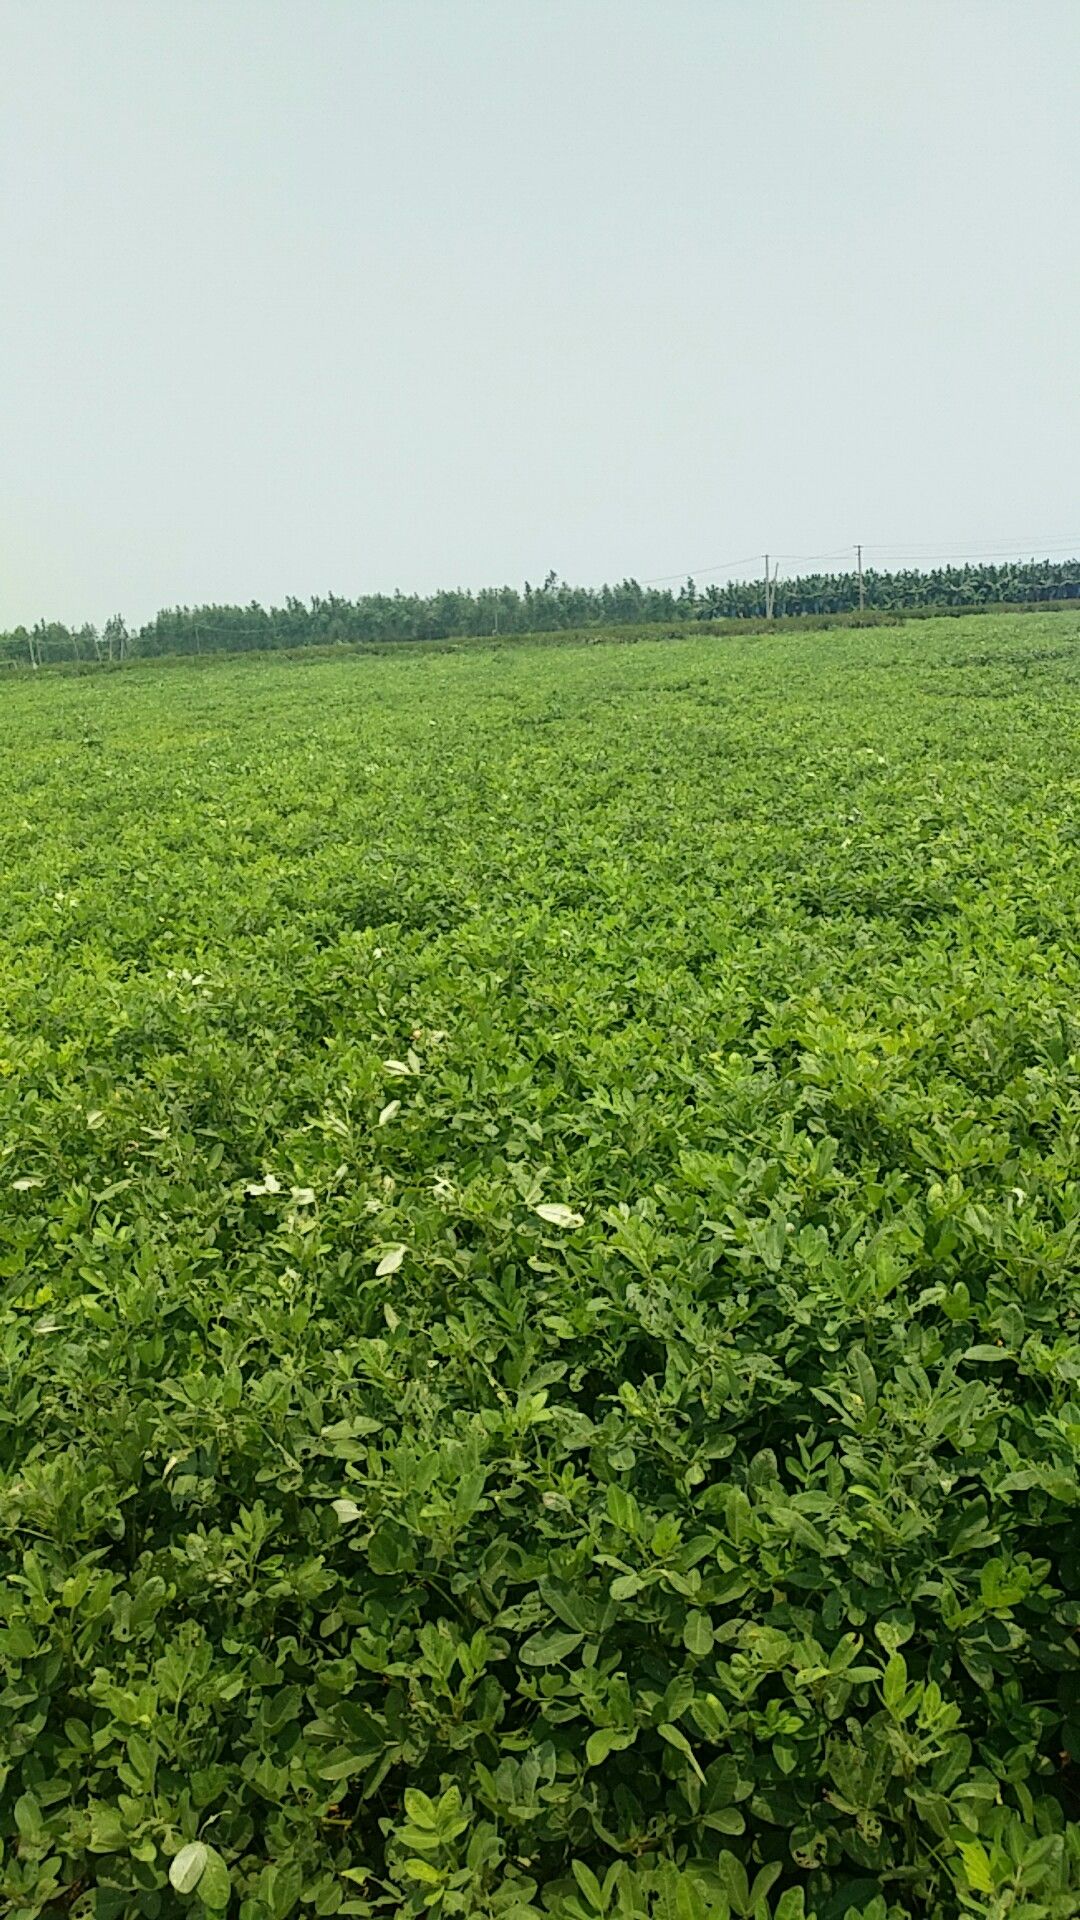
[[3, 558, 1079, 669], [12, 613, 133, 670]]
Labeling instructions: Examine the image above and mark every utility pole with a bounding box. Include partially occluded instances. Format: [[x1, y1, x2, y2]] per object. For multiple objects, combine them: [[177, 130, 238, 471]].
[[857, 544, 865, 615], [764, 555, 772, 621]]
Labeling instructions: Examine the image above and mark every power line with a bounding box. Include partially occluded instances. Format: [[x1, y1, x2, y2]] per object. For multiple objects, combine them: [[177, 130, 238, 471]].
[[860, 536, 1080, 560], [638, 536, 1080, 585], [640, 552, 766, 585]]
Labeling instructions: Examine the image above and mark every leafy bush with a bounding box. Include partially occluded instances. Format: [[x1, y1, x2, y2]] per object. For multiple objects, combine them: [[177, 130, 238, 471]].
[[2, 614, 1080, 1918]]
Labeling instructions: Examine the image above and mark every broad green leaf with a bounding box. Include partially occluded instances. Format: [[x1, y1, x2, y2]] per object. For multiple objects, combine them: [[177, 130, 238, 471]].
[[683, 1610, 713, 1657], [405, 1859, 445, 1885], [521, 1628, 585, 1666], [774, 1892, 806, 1920], [571, 1861, 604, 1912], [170, 1843, 209, 1896], [197, 1848, 231, 1910], [14, 1793, 42, 1839], [702, 1807, 745, 1834], [957, 1839, 995, 1893], [259, 1861, 303, 1920], [534, 1202, 584, 1229], [658, 1723, 705, 1781], [586, 1726, 636, 1765], [606, 1484, 641, 1534], [404, 1789, 438, 1827]]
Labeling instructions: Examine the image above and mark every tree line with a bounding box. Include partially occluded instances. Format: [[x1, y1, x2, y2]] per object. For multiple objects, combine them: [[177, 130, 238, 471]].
[[4, 556, 1080, 669]]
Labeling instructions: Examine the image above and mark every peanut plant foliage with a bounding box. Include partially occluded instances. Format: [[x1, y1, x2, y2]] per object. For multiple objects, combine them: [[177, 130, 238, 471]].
[[3, 615, 1080, 1919]]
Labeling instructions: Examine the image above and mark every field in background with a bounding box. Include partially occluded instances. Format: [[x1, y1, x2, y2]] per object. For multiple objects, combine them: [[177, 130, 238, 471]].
[[3, 612, 1080, 1919]]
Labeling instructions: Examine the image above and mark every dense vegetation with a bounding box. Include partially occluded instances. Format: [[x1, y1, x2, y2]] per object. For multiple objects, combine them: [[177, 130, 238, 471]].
[[3, 612, 1080, 1920], [4, 554, 1080, 667]]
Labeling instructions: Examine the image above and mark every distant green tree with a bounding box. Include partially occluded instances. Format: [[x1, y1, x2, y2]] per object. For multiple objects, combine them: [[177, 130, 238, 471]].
[[103, 614, 129, 662]]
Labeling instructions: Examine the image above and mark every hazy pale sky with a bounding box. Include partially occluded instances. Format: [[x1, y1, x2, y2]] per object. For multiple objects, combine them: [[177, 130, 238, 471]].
[[2, 0, 1078, 629]]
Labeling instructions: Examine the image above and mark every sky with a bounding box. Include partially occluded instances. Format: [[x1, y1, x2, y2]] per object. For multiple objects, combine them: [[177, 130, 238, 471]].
[[2, 0, 1078, 631]]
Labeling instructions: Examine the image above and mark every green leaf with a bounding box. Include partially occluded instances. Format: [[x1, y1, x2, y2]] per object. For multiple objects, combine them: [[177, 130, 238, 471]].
[[748, 1864, 782, 1910], [14, 1793, 42, 1839], [404, 1789, 438, 1827], [851, 1345, 878, 1411], [883, 1651, 907, 1708], [405, 1859, 445, 1885], [717, 1852, 749, 1914], [956, 1839, 995, 1893], [197, 1848, 232, 1910], [258, 1861, 303, 1920], [606, 1484, 641, 1534], [521, 1627, 585, 1666], [683, 1609, 714, 1657], [702, 1807, 745, 1834], [774, 1892, 806, 1920], [586, 1726, 636, 1766], [658, 1723, 705, 1781], [874, 1612, 913, 1653], [571, 1861, 604, 1912], [170, 1843, 209, 1896], [535, 1202, 584, 1228]]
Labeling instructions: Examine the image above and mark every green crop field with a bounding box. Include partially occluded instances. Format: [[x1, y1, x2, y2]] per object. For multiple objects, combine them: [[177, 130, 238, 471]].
[[5, 612, 1080, 1920]]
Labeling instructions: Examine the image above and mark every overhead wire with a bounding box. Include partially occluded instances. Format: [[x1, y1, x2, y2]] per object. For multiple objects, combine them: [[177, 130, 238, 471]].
[[640, 552, 767, 584], [639, 536, 1080, 583]]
